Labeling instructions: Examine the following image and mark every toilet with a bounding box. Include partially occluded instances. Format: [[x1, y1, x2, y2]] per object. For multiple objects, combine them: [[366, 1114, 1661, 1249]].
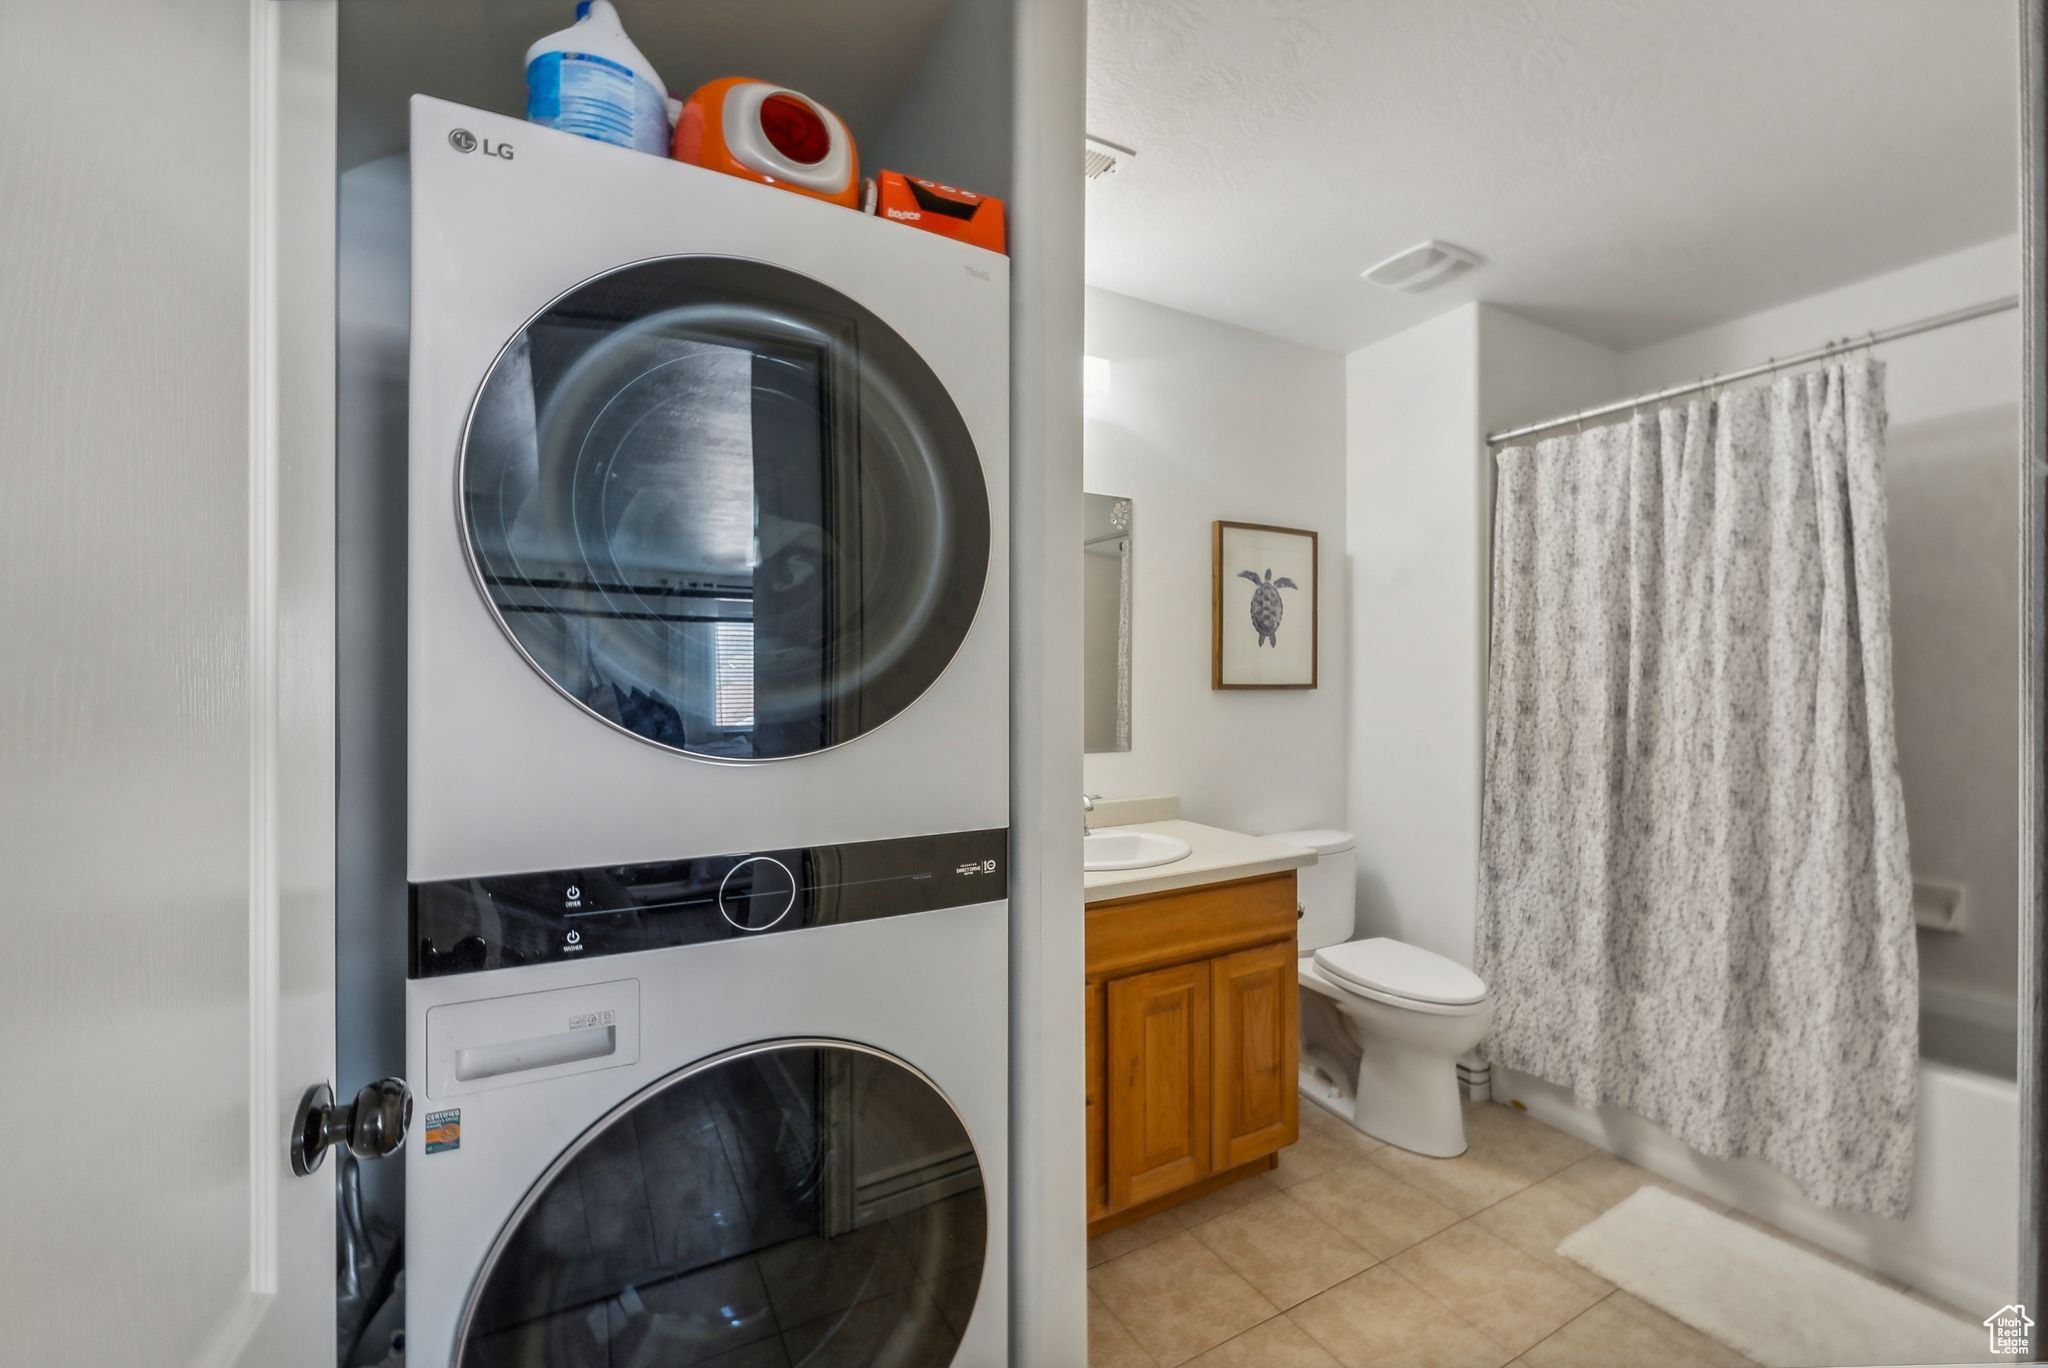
[[1267, 829, 1495, 1158]]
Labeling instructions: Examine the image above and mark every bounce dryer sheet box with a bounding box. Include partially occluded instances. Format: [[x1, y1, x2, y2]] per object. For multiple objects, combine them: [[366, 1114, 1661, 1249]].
[[864, 171, 1008, 254]]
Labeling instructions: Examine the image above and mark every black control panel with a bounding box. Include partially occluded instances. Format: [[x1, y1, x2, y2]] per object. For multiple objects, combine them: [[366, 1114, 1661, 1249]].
[[410, 828, 1008, 978]]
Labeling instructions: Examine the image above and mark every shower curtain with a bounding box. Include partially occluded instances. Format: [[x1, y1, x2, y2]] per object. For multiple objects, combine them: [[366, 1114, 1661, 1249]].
[[1477, 355, 1919, 1218]]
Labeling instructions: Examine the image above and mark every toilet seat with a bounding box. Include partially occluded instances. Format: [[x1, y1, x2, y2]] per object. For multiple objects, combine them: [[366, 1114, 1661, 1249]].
[[1297, 955, 1490, 1018], [1312, 937, 1487, 1007]]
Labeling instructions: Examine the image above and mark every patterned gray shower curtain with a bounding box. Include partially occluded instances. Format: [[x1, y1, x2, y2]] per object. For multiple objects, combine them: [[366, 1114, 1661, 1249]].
[[1477, 355, 1919, 1218]]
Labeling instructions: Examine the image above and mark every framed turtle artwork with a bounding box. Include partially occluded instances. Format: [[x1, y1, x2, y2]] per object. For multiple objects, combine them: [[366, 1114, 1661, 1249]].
[[1211, 520, 1318, 689]]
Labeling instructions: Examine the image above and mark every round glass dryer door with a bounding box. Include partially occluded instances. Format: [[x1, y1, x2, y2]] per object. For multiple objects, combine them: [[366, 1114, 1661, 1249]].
[[461, 257, 991, 761], [457, 1042, 987, 1367]]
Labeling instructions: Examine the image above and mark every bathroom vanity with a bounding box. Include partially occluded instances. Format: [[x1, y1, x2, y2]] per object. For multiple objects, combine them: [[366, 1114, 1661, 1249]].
[[1082, 809, 1317, 1234]]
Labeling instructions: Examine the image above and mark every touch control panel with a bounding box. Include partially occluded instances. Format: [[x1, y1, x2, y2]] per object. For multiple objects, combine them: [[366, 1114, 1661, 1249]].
[[410, 827, 1008, 978], [718, 856, 797, 931]]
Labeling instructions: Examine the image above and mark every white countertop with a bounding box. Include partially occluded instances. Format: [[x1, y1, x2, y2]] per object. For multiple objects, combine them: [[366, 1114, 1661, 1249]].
[[1083, 819, 1317, 903]]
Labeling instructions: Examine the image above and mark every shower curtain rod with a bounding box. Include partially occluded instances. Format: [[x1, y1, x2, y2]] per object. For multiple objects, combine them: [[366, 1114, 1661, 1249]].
[[1484, 293, 2020, 447]]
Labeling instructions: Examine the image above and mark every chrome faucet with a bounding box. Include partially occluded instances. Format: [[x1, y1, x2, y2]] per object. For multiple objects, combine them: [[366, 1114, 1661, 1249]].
[[1083, 792, 1101, 836]]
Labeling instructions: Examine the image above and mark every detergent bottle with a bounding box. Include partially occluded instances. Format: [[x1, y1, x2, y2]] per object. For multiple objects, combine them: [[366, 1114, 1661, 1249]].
[[525, 1, 670, 155]]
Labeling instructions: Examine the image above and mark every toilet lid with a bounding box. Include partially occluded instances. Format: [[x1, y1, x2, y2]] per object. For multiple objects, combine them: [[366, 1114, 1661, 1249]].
[[1313, 938, 1487, 1006]]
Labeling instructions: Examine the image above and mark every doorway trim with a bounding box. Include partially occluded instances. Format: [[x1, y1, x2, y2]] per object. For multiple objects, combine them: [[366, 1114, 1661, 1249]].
[[2017, 0, 2045, 1355]]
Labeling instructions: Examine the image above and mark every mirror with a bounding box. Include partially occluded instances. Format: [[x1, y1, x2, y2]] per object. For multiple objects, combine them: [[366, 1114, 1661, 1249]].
[[1083, 492, 1132, 753]]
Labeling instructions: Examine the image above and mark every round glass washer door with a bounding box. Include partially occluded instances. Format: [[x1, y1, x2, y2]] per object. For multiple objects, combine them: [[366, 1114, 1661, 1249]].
[[456, 1040, 987, 1367], [460, 257, 991, 762]]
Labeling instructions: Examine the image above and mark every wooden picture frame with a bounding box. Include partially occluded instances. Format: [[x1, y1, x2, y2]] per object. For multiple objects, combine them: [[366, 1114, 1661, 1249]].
[[1211, 520, 1318, 689]]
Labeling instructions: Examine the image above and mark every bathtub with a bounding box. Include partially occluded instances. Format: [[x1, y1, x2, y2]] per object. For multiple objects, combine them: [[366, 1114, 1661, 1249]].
[[1495, 1021, 2020, 1313]]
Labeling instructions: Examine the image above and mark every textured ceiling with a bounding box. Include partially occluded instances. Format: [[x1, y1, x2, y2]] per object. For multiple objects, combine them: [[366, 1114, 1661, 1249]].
[[339, 0, 955, 169], [1087, 0, 2018, 353]]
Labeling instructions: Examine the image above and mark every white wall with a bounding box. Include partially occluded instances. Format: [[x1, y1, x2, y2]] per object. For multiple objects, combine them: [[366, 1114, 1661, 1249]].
[[869, 0, 1013, 195], [1342, 306, 1481, 963], [1341, 304, 1623, 967], [1476, 307, 1626, 455], [1622, 237, 2021, 1039], [1007, 1, 1089, 1361], [1082, 286, 1348, 836], [1621, 238, 2017, 428]]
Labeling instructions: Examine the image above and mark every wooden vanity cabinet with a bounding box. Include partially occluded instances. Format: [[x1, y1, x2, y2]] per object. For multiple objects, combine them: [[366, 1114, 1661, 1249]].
[[1085, 871, 1299, 1234], [1086, 981, 1107, 1219], [1105, 962, 1211, 1208], [1210, 938, 1299, 1169]]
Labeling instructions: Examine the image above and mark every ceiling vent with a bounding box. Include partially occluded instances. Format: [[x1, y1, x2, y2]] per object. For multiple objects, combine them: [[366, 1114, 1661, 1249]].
[[1362, 240, 1484, 293], [1084, 135, 1136, 181]]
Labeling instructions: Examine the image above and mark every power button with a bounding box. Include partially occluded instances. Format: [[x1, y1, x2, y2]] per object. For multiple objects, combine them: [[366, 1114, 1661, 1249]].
[[717, 856, 798, 931]]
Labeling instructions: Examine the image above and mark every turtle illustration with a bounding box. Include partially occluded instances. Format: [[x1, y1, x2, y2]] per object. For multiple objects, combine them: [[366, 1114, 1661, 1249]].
[[1238, 567, 1298, 646]]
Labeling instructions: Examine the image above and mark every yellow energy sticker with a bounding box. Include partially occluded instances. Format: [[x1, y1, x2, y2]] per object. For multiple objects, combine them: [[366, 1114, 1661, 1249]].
[[424, 1109, 461, 1154]]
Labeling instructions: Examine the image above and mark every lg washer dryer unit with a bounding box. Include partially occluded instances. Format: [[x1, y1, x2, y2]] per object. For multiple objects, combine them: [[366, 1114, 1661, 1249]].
[[407, 96, 1009, 882], [405, 829, 1010, 1366]]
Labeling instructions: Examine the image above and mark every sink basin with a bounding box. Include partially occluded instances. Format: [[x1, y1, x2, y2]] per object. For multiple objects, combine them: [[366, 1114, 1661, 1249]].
[[1083, 829, 1193, 872]]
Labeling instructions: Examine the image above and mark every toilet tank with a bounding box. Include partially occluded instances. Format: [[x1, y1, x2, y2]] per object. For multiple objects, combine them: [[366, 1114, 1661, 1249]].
[[1266, 829, 1357, 952]]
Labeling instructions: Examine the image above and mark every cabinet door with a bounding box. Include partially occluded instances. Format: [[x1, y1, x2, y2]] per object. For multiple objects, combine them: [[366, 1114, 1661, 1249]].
[[1106, 963, 1212, 1209], [1086, 980, 1108, 1220], [1211, 940, 1299, 1170]]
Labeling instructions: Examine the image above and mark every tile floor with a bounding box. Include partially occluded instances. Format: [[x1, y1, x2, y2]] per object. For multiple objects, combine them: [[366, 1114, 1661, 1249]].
[[1085, 1099, 1952, 1368]]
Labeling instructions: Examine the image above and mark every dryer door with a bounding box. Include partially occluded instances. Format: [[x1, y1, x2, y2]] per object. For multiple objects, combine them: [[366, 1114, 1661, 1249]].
[[459, 256, 991, 762], [456, 1040, 987, 1366]]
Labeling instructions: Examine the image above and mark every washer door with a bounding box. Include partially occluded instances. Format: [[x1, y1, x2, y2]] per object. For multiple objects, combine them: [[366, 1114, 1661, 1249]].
[[460, 257, 991, 762], [456, 1041, 987, 1367]]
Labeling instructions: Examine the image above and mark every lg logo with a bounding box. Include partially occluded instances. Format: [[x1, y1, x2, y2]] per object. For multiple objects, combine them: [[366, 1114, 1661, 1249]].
[[449, 128, 514, 160]]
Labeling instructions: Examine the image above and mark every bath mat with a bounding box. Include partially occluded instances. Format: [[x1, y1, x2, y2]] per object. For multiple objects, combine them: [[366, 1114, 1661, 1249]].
[[1556, 1186, 1994, 1367]]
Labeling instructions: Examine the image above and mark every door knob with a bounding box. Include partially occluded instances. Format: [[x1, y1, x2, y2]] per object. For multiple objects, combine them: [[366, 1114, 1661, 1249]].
[[290, 1077, 413, 1176]]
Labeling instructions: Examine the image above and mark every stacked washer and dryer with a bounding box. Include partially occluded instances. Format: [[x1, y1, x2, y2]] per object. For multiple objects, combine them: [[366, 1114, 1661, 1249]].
[[403, 97, 1009, 1367]]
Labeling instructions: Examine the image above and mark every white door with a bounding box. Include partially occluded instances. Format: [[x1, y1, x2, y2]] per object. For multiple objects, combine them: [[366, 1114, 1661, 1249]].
[[0, 3, 342, 1365]]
